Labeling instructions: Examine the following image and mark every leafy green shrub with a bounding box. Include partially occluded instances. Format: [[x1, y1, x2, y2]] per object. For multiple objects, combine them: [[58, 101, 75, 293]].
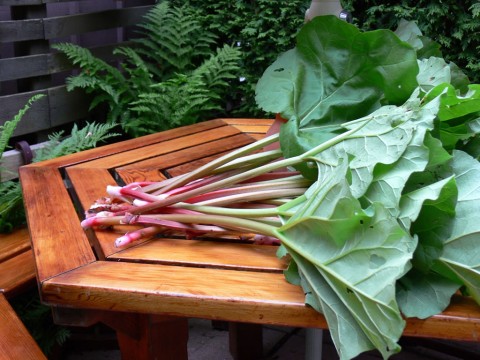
[[54, 1, 242, 137], [343, 0, 480, 83], [171, 0, 312, 116]]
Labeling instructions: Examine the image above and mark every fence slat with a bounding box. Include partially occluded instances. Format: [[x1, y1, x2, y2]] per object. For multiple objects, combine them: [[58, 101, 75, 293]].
[[1, 0, 155, 175], [0, 42, 135, 82], [0, 19, 44, 42], [43, 6, 152, 39]]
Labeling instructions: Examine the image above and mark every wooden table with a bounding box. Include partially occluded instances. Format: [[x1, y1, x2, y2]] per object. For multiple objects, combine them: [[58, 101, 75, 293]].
[[19, 119, 480, 359]]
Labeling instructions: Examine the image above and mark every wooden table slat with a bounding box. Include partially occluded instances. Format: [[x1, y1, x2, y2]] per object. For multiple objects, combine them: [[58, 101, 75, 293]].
[[108, 238, 287, 272], [42, 260, 324, 328], [0, 227, 31, 263], [26, 119, 229, 170], [67, 167, 136, 258], [20, 166, 96, 281], [41, 261, 480, 341], [0, 294, 47, 360], [71, 125, 244, 170], [0, 250, 36, 297], [117, 133, 255, 174]]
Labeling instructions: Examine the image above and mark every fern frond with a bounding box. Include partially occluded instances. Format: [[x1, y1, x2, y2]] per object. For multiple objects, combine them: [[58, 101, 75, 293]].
[[0, 94, 45, 159], [34, 122, 121, 162], [114, 47, 153, 88], [134, 2, 217, 75], [53, 43, 124, 83], [194, 44, 242, 89], [0, 180, 24, 232], [129, 73, 222, 134]]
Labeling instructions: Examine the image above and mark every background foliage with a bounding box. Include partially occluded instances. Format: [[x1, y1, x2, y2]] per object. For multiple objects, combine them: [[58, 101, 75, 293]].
[[172, 0, 479, 117], [55, 2, 242, 137], [344, 0, 480, 84], [171, 0, 312, 117]]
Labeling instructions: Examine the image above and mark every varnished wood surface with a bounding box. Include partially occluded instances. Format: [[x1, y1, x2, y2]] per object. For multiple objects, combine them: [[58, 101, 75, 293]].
[[19, 118, 480, 343], [20, 166, 96, 282], [0, 227, 31, 263], [108, 238, 287, 272], [0, 250, 36, 298], [0, 293, 47, 360], [0, 228, 36, 298]]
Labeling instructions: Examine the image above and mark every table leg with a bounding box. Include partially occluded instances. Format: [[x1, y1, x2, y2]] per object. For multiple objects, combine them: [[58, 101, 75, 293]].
[[52, 307, 189, 359], [229, 322, 263, 360], [115, 314, 189, 360]]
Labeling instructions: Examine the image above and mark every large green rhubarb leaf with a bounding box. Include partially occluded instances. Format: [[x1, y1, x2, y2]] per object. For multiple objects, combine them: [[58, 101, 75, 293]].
[[277, 160, 415, 359], [436, 151, 480, 303], [361, 94, 439, 213], [310, 95, 438, 199], [396, 175, 459, 318], [255, 15, 418, 178], [425, 83, 480, 150]]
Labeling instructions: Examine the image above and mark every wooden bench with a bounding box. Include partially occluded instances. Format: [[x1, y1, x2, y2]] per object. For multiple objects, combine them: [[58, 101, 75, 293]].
[[0, 228, 47, 359]]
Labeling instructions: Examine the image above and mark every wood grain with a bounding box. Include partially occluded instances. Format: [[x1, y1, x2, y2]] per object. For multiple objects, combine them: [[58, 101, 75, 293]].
[[0, 293, 47, 360], [71, 125, 244, 169], [0, 227, 31, 263], [108, 238, 287, 272], [26, 119, 227, 170], [41, 260, 480, 341], [41, 260, 327, 328], [0, 250, 36, 298], [19, 166, 95, 281]]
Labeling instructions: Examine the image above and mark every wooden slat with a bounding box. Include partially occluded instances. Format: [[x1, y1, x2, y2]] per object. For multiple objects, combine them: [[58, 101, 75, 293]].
[[66, 167, 117, 211], [0, 0, 70, 5], [222, 118, 274, 134], [0, 90, 49, 137], [26, 119, 228, 170], [71, 125, 244, 169], [0, 6, 152, 42], [47, 85, 91, 128], [166, 150, 236, 178], [0, 293, 47, 360], [0, 54, 50, 82], [0, 227, 36, 299], [19, 166, 96, 281], [0, 250, 36, 298], [109, 238, 287, 272], [0, 19, 44, 42], [42, 260, 329, 328], [0, 43, 128, 82], [0, 87, 91, 138], [0, 141, 51, 181], [41, 260, 480, 341], [115, 133, 255, 183], [0, 227, 31, 263], [43, 6, 153, 39]]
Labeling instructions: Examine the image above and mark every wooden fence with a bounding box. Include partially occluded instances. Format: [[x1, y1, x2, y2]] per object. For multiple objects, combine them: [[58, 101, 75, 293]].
[[0, 0, 155, 179]]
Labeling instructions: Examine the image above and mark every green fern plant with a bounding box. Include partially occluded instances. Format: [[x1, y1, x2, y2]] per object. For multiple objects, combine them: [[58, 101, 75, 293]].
[[134, 1, 217, 78], [129, 44, 241, 133], [0, 94, 45, 160], [54, 1, 241, 138], [1, 94, 44, 233], [34, 122, 121, 162], [0, 120, 119, 233]]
